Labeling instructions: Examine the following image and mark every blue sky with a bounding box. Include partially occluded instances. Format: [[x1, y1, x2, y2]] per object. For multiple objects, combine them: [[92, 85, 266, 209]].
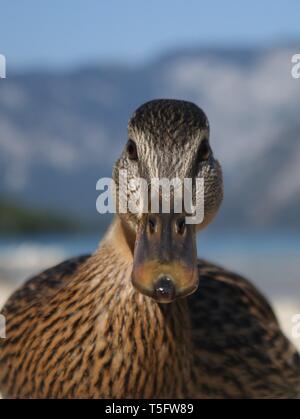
[[0, 0, 300, 69]]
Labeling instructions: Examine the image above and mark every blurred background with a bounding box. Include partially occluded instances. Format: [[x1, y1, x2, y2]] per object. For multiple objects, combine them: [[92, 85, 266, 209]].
[[0, 0, 299, 348]]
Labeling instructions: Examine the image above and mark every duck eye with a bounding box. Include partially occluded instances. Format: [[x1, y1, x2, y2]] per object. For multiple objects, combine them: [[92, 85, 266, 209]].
[[126, 139, 138, 160], [197, 138, 211, 162]]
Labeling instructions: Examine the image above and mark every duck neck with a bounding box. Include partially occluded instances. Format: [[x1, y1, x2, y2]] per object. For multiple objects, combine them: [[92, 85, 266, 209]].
[[100, 216, 135, 264], [86, 216, 194, 397]]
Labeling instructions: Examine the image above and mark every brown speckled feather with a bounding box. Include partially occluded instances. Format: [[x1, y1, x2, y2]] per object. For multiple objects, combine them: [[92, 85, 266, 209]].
[[1, 99, 299, 398], [0, 247, 299, 399]]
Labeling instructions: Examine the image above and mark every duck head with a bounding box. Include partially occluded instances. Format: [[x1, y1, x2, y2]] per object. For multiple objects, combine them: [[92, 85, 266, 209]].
[[113, 99, 223, 303]]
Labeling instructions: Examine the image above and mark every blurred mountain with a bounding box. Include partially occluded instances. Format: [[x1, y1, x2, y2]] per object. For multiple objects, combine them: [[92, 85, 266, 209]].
[[0, 45, 299, 231]]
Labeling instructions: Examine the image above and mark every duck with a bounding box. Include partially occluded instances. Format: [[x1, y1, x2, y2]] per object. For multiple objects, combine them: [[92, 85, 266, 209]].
[[0, 99, 299, 399]]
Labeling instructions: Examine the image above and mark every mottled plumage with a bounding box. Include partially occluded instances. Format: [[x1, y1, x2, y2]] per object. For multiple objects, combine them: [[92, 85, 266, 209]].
[[1, 238, 299, 398], [0, 99, 299, 398]]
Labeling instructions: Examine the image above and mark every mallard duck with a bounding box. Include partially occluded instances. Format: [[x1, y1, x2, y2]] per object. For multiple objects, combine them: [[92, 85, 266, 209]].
[[0, 99, 299, 399]]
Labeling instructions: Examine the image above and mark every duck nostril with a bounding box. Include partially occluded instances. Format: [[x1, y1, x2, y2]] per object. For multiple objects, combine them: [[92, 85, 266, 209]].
[[176, 217, 186, 235], [148, 215, 157, 234], [154, 276, 176, 302]]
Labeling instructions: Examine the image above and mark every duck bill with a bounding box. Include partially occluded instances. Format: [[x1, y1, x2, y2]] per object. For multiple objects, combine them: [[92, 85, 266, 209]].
[[131, 213, 199, 303]]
